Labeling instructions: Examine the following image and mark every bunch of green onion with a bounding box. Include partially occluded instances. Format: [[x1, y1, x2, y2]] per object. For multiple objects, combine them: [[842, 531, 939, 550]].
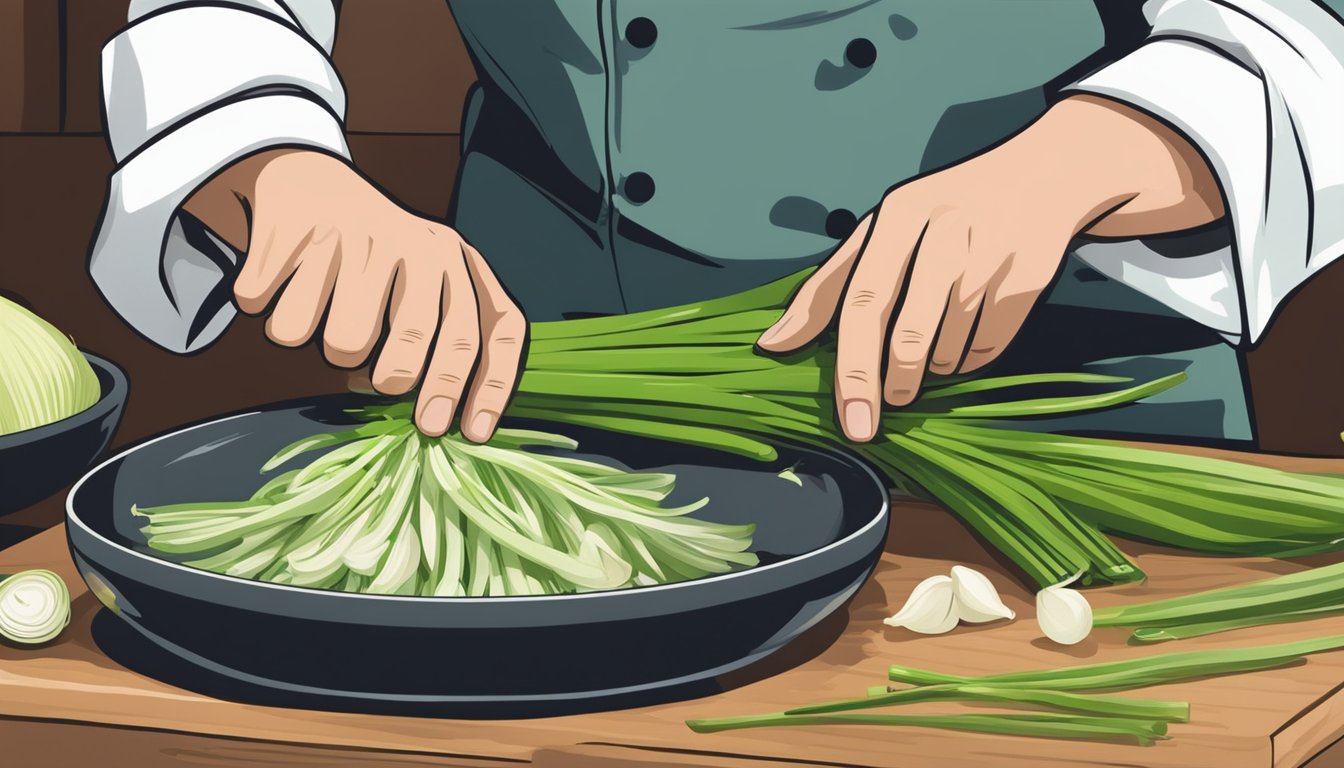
[[1094, 560, 1344, 643], [686, 636, 1344, 744], [134, 421, 756, 595], [507, 270, 1344, 588], [0, 296, 99, 435]]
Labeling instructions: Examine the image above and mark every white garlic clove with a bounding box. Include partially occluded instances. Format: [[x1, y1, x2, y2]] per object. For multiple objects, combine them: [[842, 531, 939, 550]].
[[884, 575, 958, 635], [1036, 584, 1093, 645], [950, 565, 1016, 624]]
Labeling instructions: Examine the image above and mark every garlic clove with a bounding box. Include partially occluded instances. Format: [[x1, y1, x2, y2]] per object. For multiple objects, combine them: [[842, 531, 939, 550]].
[[1036, 584, 1093, 645], [884, 574, 958, 635], [950, 565, 1016, 624]]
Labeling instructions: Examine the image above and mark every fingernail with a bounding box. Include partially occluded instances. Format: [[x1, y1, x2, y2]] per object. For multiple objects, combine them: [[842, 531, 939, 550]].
[[468, 410, 498, 442], [420, 397, 455, 435], [843, 400, 875, 441], [757, 317, 790, 347]]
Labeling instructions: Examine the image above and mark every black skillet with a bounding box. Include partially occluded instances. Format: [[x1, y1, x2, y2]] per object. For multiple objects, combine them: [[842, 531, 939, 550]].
[[66, 395, 889, 717]]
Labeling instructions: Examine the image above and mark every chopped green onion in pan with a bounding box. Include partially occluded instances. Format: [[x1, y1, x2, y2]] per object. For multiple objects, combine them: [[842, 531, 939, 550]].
[[135, 426, 757, 596]]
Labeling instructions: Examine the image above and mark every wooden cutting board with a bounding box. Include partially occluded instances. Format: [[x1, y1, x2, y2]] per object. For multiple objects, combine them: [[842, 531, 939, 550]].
[[3, 445, 1344, 768]]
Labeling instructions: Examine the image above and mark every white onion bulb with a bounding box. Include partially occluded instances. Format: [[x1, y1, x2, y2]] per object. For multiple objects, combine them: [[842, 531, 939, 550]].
[[0, 570, 71, 645]]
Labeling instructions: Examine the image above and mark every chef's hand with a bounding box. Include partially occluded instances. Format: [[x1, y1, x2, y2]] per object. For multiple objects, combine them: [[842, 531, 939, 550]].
[[757, 95, 1225, 442], [183, 149, 524, 442]]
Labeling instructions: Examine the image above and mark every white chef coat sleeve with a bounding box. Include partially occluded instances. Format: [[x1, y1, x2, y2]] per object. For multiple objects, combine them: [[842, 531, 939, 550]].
[[90, 0, 347, 353], [1061, 0, 1344, 345]]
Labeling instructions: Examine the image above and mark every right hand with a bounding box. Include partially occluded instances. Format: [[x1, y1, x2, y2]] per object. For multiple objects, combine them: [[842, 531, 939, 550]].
[[185, 149, 525, 442]]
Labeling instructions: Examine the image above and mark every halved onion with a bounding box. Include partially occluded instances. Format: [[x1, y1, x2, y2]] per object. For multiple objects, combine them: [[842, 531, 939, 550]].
[[0, 570, 71, 645], [0, 297, 99, 435]]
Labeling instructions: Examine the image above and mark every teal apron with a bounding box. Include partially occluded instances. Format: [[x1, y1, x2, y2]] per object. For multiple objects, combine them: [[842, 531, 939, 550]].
[[443, 0, 1252, 444]]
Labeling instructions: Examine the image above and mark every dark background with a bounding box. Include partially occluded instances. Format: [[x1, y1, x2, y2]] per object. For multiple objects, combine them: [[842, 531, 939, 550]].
[[1, 0, 1341, 479]]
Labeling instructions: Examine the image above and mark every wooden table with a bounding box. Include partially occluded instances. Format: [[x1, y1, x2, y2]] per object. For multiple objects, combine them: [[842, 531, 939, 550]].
[[3, 446, 1344, 768]]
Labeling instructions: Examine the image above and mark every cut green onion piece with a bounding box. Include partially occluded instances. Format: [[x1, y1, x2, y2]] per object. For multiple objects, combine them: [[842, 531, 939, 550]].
[[1128, 606, 1344, 643], [785, 683, 1189, 721], [686, 711, 1170, 745], [888, 635, 1344, 691]]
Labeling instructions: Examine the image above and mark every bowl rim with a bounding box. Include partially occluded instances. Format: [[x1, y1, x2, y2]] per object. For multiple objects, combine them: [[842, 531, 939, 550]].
[[0, 352, 127, 451], [66, 398, 891, 607]]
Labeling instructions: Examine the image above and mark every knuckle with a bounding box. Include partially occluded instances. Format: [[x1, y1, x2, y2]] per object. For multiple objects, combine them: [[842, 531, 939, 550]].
[[371, 369, 417, 395], [322, 331, 371, 362], [489, 311, 526, 340], [233, 281, 260, 301], [430, 371, 466, 388], [927, 204, 961, 225], [233, 289, 266, 314], [265, 325, 305, 347], [391, 327, 429, 346], [889, 329, 931, 363], [844, 288, 885, 311], [445, 335, 479, 355], [961, 347, 1000, 371], [885, 387, 917, 405], [930, 355, 960, 369], [839, 369, 873, 386], [489, 331, 524, 349]]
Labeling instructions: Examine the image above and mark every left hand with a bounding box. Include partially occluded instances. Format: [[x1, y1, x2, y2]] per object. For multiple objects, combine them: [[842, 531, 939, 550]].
[[756, 95, 1225, 442]]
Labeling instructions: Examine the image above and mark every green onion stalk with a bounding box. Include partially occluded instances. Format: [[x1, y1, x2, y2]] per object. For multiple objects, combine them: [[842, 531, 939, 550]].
[[1093, 560, 1344, 643], [496, 269, 1344, 588], [686, 636, 1344, 744]]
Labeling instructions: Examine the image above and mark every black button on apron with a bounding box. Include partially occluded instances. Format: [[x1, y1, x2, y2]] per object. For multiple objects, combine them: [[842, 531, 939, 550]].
[[825, 209, 858, 239], [624, 172, 656, 204], [845, 38, 878, 68], [626, 17, 658, 49]]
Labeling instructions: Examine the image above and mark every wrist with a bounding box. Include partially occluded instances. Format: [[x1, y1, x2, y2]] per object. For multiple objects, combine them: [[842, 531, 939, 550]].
[[182, 148, 338, 251], [990, 94, 1223, 237]]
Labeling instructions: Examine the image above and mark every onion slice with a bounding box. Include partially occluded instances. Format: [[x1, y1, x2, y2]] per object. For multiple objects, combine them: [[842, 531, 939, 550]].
[[0, 569, 71, 645]]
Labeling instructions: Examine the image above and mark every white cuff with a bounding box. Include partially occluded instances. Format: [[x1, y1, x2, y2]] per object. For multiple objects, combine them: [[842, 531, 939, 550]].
[[1063, 37, 1270, 342], [103, 4, 345, 161], [90, 94, 349, 353]]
